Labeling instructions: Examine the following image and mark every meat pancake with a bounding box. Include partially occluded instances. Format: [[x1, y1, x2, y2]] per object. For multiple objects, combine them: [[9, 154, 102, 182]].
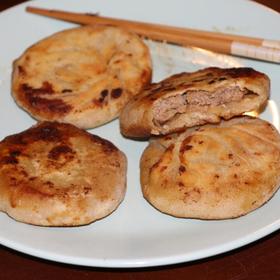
[[0, 122, 127, 226], [120, 67, 269, 138], [140, 117, 280, 219], [12, 25, 152, 129]]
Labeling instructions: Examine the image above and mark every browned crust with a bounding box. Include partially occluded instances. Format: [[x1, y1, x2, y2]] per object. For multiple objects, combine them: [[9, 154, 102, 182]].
[[12, 25, 152, 129], [140, 117, 280, 219], [0, 122, 127, 226], [120, 67, 270, 138]]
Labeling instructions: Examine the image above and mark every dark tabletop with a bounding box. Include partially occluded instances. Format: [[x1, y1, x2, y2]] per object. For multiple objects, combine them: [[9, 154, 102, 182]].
[[1, 1, 280, 279]]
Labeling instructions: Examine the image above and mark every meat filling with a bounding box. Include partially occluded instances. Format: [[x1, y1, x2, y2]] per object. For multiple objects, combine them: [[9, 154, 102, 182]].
[[186, 87, 244, 106], [153, 86, 255, 124]]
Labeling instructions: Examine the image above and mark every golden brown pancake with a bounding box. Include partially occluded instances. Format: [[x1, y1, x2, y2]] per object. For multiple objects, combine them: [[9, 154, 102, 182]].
[[120, 67, 269, 138], [12, 25, 152, 129], [140, 117, 280, 219], [0, 122, 127, 226]]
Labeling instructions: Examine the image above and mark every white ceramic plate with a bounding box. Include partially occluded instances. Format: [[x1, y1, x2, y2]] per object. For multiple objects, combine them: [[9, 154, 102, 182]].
[[0, 0, 280, 268]]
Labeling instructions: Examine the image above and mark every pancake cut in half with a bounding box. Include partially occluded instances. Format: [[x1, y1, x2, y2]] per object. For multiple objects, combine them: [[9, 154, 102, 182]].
[[120, 67, 269, 138], [0, 122, 127, 226], [140, 117, 280, 219], [12, 25, 152, 129]]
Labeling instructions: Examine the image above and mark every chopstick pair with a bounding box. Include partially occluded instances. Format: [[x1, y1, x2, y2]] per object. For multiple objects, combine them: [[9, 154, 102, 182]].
[[26, 6, 280, 64]]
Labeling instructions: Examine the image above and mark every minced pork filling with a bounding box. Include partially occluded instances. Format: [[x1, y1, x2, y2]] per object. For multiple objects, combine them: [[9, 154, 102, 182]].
[[153, 86, 253, 124]]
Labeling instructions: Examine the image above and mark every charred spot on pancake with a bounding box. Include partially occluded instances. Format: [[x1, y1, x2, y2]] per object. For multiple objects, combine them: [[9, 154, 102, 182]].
[[9, 176, 17, 183], [179, 165, 186, 174], [1, 150, 21, 165], [3, 133, 26, 146], [99, 89, 109, 102], [181, 145, 192, 152], [62, 89, 73, 93], [30, 123, 62, 142], [180, 136, 193, 153], [147, 83, 176, 99], [20, 185, 55, 198], [48, 145, 75, 161], [92, 89, 109, 107], [225, 67, 259, 79], [20, 82, 72, 115], [163, 135, 172, 141], [90, 134, 118, 153], [160, 166, 167, 172], [21, 81, 54, 95], [165, 143, 175, 152], [208, 79, 216, 85], [151, 144, 174, 171], [111, 88, 123, 99], [83, 186, 92, 195], [192, 78, 206, 83], [161, 86, 177, 92], [17, 65, 26, 76], [113, 59, 122, 64], [178, 181, 185, 187], [27, 96, 72, 114], [151, 158, 162, 170], [1, 156, 18, 165], [45, 181, 55, 188], [92, 99, 101, 107], [148, 84, 162, 94], [20, 80, 73, 116], [10, 150, 21, 157], [243, 88, 259, 96]]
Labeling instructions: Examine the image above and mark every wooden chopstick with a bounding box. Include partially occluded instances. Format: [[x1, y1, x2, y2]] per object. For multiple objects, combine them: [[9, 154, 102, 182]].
[[26, 6, 280, 63]]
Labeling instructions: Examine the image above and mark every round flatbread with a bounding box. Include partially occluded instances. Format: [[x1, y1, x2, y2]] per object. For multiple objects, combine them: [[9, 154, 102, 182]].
[[0, 122, 127, 226], [140, 117, 280, 219], [120, 67, 269, 138], [12, 25, 152, 129]]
